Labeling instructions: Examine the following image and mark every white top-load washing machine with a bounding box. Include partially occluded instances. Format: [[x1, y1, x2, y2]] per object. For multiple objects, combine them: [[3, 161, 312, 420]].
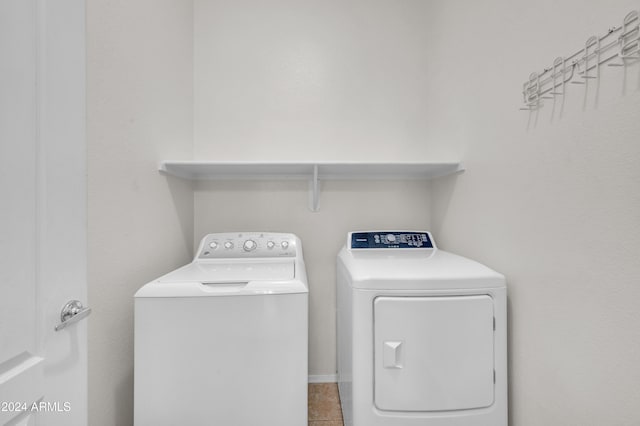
[[337, 231, 507, 426], [134, 232, 308, 426]]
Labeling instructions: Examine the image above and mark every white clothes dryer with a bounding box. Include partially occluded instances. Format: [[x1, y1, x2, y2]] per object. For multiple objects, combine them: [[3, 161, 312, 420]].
[[134, 232, 308, 426], [337, 231, 507, 426]]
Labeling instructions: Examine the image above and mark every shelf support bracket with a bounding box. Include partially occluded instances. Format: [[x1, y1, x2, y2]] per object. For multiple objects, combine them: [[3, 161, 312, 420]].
[[309, 164, 320, 212]]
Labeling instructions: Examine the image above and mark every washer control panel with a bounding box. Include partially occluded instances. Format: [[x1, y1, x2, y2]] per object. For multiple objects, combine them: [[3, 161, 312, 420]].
[[349, 231, 435, 249], [197, 232, 298, 259]]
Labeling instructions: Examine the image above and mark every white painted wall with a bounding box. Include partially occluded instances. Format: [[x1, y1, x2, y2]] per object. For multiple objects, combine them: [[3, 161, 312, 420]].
[[193, 0, 439, 376], [194, 0, 441, 161], [426, 1, 640, 425], [87, 1, 194, 425]]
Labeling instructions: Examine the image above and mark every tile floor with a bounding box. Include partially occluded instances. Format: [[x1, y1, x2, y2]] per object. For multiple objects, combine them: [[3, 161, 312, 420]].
[[308, 383, 344, 426]]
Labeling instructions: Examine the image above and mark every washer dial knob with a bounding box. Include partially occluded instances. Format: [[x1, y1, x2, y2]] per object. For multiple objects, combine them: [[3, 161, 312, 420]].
[[243, 239, 257, 252], [266, 241, 275, 249], [224, 241, 234, 250], [209, 241, 218, 250], [281, 241, 289, 250], [386, 234, 396, 243]]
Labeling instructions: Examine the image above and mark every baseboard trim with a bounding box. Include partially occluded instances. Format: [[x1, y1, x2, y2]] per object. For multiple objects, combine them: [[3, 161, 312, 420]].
[[308, 374, 337, 383]]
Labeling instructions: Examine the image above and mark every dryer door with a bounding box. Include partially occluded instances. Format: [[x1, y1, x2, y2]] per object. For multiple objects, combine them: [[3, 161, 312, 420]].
[[374, 295, 494, 412]]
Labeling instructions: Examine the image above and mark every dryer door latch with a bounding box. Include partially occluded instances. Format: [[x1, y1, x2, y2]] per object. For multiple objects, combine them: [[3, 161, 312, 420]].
[[383, 341, 403, 369]]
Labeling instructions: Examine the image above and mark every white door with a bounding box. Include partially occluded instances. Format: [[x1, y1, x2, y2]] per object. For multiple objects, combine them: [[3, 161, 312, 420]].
[[374, 295, 495, 412], [0, 0, 87, 425]]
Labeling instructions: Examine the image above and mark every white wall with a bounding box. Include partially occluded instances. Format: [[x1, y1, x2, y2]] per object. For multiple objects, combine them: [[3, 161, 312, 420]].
[[426, 1, 640, 425], [193, 0, 439, 376], [194, 0, 441, 161], [87, 1, 194, 425]]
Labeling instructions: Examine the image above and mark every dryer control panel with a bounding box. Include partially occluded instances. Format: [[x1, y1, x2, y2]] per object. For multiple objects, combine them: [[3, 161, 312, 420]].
[[197, 232, 298, 259], [349, 231, 435, 249]]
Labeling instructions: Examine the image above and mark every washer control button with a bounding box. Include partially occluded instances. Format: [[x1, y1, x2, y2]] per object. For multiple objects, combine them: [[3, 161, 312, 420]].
[[224, 241, 234, 250], [243, 239, 257, 252], [386, 234, 396, 243], [266, 241, 275, 249], [281, 241, 289, 250]]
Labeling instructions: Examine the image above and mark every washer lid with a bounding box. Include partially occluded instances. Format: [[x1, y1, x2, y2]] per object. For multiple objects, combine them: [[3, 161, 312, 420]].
[[158, 259, 294, 283], [135, 259, 308, 298]]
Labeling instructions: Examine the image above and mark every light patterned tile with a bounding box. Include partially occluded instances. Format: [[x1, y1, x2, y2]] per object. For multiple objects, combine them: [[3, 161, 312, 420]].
[[308, 383, 344, 422]]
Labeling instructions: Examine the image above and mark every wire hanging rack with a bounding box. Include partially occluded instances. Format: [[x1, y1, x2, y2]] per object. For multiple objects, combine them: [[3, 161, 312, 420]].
[[521, 9, 639, 111]]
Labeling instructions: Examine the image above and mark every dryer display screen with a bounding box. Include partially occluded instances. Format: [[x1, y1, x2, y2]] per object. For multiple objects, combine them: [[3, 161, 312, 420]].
[[350, 232, 434, 249]]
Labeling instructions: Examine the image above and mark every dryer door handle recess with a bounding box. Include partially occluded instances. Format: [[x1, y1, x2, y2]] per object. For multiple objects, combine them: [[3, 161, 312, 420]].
[[383, 341, 403, 369]]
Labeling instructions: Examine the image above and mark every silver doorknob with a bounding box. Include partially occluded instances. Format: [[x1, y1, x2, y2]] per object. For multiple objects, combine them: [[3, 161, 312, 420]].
[[55, 300, 92, 331]]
